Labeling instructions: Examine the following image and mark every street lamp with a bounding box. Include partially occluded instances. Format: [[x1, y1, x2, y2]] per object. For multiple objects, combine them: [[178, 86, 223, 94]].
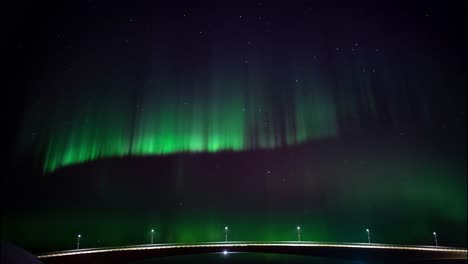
[[433, 232, 438, 247], [297, 226, 301, 242], [77, 234, 81, 249], [151, 229, 154, 244], [366, 229, 370, 244], [224, 226, 228, 242]]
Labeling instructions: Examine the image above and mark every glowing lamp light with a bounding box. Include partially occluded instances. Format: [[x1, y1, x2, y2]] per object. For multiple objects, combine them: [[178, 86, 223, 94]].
[[366, 229, 371, 244], [224, 226, 229, 242], [76, 234, 81, 249]]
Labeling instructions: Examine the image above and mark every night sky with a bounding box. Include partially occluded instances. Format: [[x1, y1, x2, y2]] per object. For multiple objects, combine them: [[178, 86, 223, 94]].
[[4, 1, 467, 253]]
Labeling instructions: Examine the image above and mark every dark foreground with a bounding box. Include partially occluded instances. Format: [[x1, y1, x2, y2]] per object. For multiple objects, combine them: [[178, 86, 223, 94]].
[[133, 252, 466, 264]]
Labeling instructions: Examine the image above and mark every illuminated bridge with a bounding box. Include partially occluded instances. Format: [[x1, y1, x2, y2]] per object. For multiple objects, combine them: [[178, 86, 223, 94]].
[[38, 242, 467, 264]]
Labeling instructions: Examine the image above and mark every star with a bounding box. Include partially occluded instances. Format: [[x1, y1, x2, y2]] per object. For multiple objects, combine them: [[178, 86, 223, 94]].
[[267, 170, 271, 174], [354, 42, 358, 46], [295, 79, 299, 83]]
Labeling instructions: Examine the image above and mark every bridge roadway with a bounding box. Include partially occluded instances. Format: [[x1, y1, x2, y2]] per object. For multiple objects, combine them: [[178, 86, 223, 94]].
[[38, 241, 467, 264]]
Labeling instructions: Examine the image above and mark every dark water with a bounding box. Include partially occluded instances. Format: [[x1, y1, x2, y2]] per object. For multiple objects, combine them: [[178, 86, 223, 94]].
[[129, 252, 468, 264], [130, 252, 370, 264]]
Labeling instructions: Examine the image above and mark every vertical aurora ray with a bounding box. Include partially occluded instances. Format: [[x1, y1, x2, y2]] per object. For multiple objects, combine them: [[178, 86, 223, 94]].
[[41, 82, 134, 173], [286, 54, 339, 145], [291, 75, 339, 144], [130, 51, 249, 155]]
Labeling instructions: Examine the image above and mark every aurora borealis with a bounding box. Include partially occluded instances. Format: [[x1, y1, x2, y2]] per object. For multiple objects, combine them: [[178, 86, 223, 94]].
[[17, 2, 466, 173], [4, 0, 467, 255], [38, 54, 340, 172]]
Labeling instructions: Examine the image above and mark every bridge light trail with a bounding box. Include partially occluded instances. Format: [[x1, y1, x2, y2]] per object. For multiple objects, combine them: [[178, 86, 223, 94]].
[[433, 232, 438, 247], [151, 229, 154, 244], [37, 242, 468, 260]]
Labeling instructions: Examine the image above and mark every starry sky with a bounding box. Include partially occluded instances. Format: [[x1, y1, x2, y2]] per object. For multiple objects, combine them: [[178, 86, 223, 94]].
[[4, 1, 467, 253]]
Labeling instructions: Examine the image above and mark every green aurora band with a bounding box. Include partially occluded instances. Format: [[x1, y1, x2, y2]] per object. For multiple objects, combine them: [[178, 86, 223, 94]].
[[19, 29, 462, 173], [38, 81, 338, 173], [25, 54, 346, 173]]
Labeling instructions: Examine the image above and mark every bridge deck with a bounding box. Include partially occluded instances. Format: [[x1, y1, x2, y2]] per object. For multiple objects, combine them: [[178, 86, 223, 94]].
[[38, 242, 468, 264]]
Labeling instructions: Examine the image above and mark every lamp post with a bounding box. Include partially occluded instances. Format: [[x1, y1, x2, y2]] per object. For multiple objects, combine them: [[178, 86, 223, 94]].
[[77, 234, 81, 249], [224, 226, 228, 242], [433, 232, 438, 247], [366, 229, 370, 244], [151, 229, 154, 244], [297, 226, 301, 242]]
